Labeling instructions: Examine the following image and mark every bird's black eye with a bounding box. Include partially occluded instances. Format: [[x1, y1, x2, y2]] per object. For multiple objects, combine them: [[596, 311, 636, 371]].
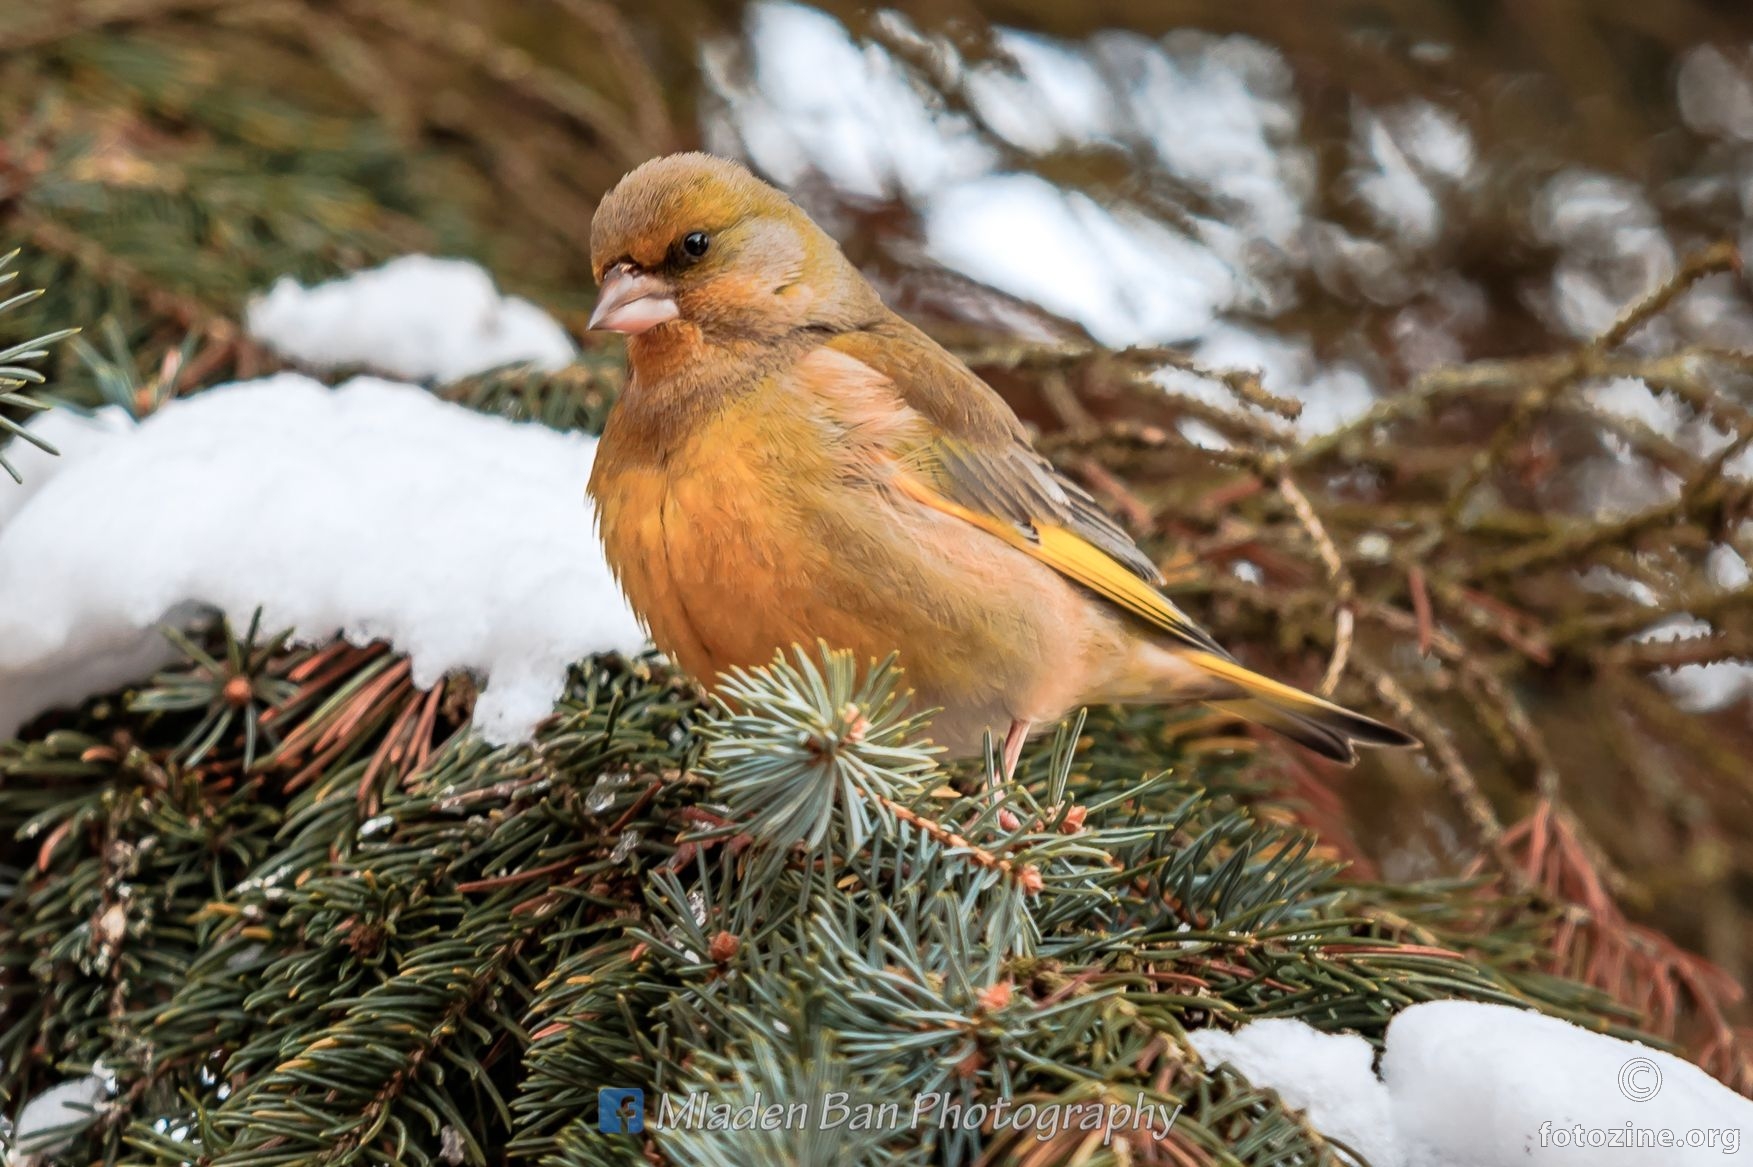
[[681, 231, 711, 259]]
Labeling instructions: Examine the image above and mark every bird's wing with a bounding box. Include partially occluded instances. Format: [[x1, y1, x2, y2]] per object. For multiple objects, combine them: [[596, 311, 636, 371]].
[[824, 325, 1232, 659]]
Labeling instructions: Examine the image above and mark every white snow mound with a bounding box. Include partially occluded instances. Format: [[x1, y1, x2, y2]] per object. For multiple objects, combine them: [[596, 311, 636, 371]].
[[12, 1070, 112, 1154], [246, 256, 577, 381], [0, 374, 644, 744], [1191, 999, 1753, 1166]]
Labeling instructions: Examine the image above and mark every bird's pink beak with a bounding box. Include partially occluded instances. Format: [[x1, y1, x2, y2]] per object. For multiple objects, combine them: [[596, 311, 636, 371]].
[[589, 264, 678, 334]]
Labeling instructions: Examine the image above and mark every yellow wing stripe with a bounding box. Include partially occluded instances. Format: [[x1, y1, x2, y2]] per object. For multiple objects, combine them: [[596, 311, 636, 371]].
[[893, 470, 1418, 755], [1181, 650, 1344, 718], [1031, 526, 1219, 651], [893, 471, 1218, 653]]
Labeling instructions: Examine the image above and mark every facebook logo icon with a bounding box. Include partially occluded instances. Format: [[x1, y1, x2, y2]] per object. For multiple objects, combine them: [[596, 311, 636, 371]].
[[598, 1087, 644, 1134]]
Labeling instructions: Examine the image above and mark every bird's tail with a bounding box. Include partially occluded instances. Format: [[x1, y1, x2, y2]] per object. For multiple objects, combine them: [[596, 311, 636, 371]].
[[1180, 650, 1419, 765]]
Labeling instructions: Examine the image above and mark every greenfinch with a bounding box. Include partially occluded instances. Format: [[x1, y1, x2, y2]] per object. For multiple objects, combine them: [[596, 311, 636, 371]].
[[586, 153, 1416, 777]]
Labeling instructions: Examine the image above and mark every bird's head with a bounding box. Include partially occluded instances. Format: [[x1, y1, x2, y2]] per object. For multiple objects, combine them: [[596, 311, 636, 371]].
[[588, 153, 881, 345]]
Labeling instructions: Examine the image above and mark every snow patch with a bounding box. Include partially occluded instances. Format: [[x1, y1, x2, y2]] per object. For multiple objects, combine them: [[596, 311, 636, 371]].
[[1707, 543, 1751, 590], [1104, 30, 1310, 254], [1351, 101, 1473, 248], [1678, 45, 1753, 143], [926, 173, 1238, 346], [1636, 614, 1753, 713], [1192, 1000, 1753, 1166], [1534, 172, 1676, 341], [707, 9, 1307, 341], [1154, 322, 1376, 437], [703, 2, 992, 200], [247, 256, 577, 382], [1587, 377, 1686, 438], [0, 375, 643, 744], [12, 1069, 113, 1155], [964, 30, 1116, 152], [1190, 1019, 1396, 1164]]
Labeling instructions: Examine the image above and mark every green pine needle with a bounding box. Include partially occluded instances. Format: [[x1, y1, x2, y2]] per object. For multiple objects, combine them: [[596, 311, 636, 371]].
[[0, 249, 76, 482]]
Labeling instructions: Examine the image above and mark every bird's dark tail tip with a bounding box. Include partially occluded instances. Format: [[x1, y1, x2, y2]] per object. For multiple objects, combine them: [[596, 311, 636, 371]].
[[1209, 697, 1420, 765], [1182, 651, 1421, 765]]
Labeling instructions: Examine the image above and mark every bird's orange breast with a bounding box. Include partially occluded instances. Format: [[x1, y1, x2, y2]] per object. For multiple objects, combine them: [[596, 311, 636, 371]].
[[590, 388, 859, 686]]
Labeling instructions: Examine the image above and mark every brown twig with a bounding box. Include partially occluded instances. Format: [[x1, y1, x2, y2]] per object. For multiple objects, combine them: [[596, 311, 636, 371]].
[[1274, 471, 1356, 696], [878, 795, 1044, 895]]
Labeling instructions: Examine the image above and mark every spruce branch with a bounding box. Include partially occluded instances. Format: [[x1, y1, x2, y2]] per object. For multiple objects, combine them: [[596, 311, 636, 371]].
[[127, 611, 298, 770], [700, 644, 939, 854], [0, 249, 76, 483], [0, 622, 1666, 1165]]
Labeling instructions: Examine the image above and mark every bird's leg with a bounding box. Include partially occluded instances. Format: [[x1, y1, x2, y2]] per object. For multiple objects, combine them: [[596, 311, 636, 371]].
[[1000, 719, 1031, 784], [984, 720, 1031, 832]]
